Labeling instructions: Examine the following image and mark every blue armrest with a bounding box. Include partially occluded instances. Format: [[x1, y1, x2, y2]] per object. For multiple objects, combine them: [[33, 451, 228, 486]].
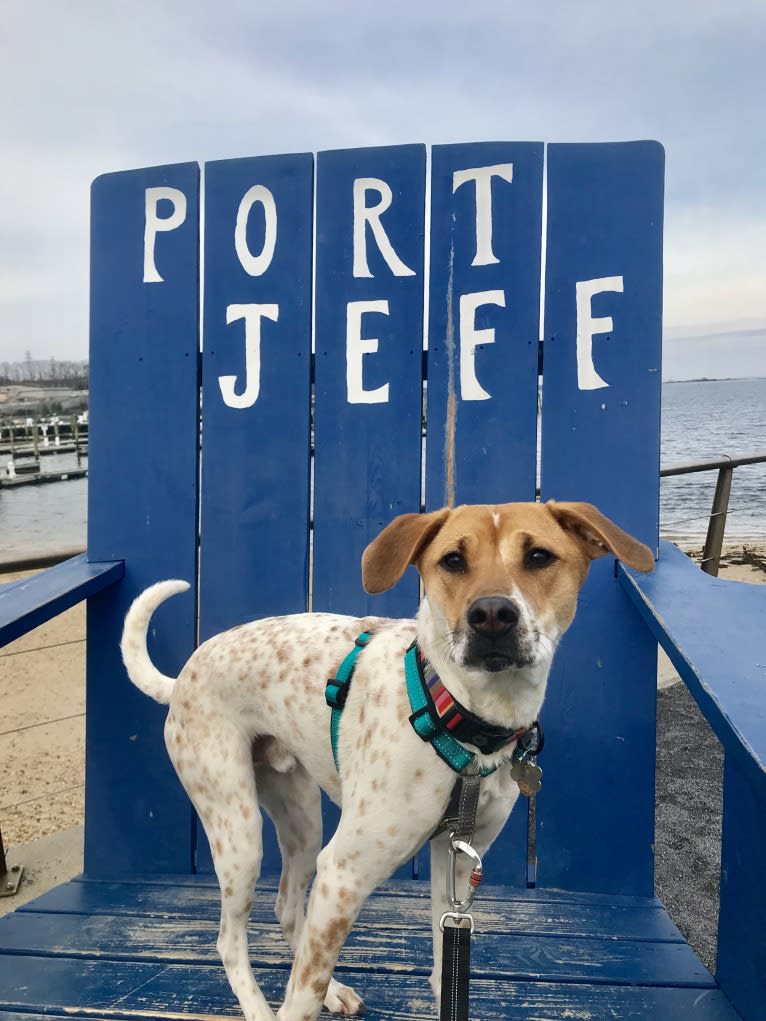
[[0, 553, 124, 647], [618, 539, 766, 798]]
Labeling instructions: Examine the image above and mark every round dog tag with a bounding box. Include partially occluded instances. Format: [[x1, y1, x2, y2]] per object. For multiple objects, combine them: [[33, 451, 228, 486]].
[[511, 758, 543, 797]]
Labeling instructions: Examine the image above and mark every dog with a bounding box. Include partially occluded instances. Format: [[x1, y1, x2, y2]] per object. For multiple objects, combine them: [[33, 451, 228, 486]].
[[121, 500, 653, 1021]]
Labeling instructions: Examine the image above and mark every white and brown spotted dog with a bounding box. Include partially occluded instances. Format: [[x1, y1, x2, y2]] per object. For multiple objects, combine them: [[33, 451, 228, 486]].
[[121, 501, 653, 1021]]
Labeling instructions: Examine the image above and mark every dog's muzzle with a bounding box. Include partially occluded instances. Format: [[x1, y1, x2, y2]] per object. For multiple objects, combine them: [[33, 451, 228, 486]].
[[464, 596, 533, 672]]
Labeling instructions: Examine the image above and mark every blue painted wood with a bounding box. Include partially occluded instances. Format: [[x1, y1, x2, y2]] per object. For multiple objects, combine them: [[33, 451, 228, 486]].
[[87, 162, 200, 875], [199, 152, 313, 639], [66, 872, 681, 910], [0, 877, 720, 1015], [0, 965, 743, 1021], [425, 141, 543, 509], [619, 540, 766, 796], [17, 878, 685, 942], [197, 153, 314, 877], [422, 141, 544, 887], [0, 555, 122, 647], [717, 754, 766, 1021], [312, 144, 426, 619], [12, 138, 756, 1021], [312, 145, 426, 878], [0, 909, 712, 988], [538, 141, 664, 898]]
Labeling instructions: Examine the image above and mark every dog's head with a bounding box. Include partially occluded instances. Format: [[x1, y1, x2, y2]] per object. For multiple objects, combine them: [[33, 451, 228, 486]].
[[363, 501, 653, 687]]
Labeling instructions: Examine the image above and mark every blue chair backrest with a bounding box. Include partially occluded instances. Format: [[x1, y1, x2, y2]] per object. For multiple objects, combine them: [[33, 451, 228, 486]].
[[85, 141, 664, 897]]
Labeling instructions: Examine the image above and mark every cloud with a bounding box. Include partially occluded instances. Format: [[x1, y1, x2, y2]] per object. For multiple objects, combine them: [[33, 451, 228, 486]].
[[1, 0, 764, 368], [663, 329, 766, 381]]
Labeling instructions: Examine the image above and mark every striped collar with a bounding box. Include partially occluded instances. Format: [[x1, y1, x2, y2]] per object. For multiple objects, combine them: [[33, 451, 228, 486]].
[[415, 646, 533, 756]]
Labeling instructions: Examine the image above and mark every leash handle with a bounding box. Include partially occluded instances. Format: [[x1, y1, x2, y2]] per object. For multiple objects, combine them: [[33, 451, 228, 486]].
[[440, 917, 472, 1021]]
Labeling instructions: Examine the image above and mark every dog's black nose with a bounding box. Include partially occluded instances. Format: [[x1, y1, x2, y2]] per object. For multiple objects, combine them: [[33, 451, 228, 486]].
[[467, 597, 520, 636]]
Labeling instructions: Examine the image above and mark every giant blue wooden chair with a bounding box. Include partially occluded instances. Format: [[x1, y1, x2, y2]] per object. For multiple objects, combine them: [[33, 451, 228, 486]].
[[1, 141, 764, 1021]]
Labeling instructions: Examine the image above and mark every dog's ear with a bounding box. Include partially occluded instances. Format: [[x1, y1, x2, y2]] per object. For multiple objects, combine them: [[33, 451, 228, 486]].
[[547, 501, 655, 573], [362, 509, 451, 594]]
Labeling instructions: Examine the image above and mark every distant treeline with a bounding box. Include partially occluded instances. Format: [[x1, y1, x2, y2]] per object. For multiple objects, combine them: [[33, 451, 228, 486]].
[[0, 356, 88, 386]]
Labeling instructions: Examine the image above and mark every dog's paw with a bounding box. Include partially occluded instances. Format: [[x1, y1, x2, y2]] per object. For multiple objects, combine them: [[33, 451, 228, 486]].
[[324, 979, 365, 1016]]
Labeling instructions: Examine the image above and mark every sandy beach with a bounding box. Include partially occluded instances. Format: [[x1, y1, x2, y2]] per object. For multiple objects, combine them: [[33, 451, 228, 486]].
[[2, 541, 764, 969]]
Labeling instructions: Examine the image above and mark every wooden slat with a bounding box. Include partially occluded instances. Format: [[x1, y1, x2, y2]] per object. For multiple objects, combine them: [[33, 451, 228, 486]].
[[312, 144, 426, 877], [313, 144, 426, 619], [0, 959, 741, 1021], [199, 152, 314, 639], [196, 152, 314, 878], [425, 140, 543, 509], [423, 141, 543, 886], [17, 880, 684, 942], [0, 1015, 115, 1021], [538, 141, 664, 897], [0, 555, 122, 647], [716, 754, 766, 1021], [68, 873, 674, 910], [619, 540, 766, 796], [0, 910, 712, 988], [87, 162, 201, 876]]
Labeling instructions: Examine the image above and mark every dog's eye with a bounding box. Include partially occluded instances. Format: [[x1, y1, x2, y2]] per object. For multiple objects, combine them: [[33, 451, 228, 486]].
[[525, 547, 556, 569], [440, 551, 467, 574]]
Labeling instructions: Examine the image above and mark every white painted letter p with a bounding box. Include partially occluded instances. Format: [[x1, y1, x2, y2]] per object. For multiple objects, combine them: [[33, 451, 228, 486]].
[[144, 187, 187, 283]]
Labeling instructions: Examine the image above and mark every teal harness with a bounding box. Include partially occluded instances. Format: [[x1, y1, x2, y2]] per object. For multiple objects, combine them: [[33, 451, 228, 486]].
[[325, 633, 539, 777], [325, 632, 373, 770]]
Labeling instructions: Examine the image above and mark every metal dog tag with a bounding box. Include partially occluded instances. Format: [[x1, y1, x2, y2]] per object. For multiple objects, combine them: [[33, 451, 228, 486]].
[[511, 758, 543, 797]]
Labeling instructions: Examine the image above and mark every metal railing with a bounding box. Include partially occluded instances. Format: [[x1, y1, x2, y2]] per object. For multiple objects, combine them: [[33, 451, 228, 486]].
[[1, 457, 764, 579], [660, 453, 766, 576]]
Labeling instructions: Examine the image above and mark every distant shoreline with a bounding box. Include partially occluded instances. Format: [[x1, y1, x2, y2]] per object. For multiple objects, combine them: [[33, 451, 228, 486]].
[[664, 376, 766, 384]]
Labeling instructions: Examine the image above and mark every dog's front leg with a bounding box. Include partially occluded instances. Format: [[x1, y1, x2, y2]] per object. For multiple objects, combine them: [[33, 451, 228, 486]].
[[278, 801, 435, 1021]]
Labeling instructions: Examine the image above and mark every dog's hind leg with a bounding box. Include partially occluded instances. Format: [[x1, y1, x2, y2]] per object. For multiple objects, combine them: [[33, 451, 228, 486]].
[[165, 710, 275, 1021], [257, 761, 364, 1016]]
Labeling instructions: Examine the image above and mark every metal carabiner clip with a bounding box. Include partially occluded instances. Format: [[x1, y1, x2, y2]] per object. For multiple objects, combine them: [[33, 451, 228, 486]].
[[446, 832, 483, 914]]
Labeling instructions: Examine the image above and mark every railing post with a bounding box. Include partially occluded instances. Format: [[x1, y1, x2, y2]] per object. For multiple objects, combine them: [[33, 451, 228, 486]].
[[701, 462, 733, 576], [0, 827, 23, 898]]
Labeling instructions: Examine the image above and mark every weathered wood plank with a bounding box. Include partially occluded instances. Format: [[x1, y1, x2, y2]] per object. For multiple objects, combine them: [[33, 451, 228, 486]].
[[0, 910, 712, 987], [0, 555, 123, 647], [0, 958, 741, 1021], [422, 140, 543, 887], [619, 539, 766, 797], [425, 140, 543, 509], [313, 143, 426, 620], [67, 873, 671, 910], [539, 140, 664, 897], [199, 152, 314, 638], [18, 881, 683, 942], [87, 161, 200, 876], [716, 753, 766, 1021]]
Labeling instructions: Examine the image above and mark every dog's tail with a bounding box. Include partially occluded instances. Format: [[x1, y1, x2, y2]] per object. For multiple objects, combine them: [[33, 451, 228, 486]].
[[120, 580, 190, 705]]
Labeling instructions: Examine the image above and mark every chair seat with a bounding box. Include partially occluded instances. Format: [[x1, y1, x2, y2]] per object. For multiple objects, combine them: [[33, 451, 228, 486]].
[[0, 875, 741, 1020]]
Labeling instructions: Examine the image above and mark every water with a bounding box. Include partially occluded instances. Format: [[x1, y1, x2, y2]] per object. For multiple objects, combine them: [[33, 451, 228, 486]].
[[0, 452, 88, 561], [660, 378, 766, 543], [1, 379, 764, 561]]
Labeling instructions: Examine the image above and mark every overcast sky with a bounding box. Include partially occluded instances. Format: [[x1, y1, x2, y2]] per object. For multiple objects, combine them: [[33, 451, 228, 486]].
[[1, 0, 764, 377]]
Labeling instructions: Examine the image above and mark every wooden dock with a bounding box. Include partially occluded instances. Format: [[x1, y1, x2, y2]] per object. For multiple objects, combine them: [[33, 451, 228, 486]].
[[0, 467, 87, 488], [0, 443, 88, 458]]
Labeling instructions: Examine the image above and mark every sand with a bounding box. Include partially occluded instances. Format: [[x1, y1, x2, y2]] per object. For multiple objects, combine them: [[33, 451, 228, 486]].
[[2, 542, 764, 964]]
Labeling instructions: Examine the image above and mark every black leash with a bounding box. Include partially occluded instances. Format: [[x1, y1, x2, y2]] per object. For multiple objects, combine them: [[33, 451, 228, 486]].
[[437, 726, 544, 1021], [439, 767, 483, 1021]]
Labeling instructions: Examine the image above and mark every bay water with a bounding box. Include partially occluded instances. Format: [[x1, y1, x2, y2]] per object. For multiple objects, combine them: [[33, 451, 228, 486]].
[[1, 378, 763, 562]]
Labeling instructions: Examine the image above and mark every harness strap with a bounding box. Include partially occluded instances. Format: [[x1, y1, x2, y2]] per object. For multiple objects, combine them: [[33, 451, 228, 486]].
[[325, 632, 372, 771]]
